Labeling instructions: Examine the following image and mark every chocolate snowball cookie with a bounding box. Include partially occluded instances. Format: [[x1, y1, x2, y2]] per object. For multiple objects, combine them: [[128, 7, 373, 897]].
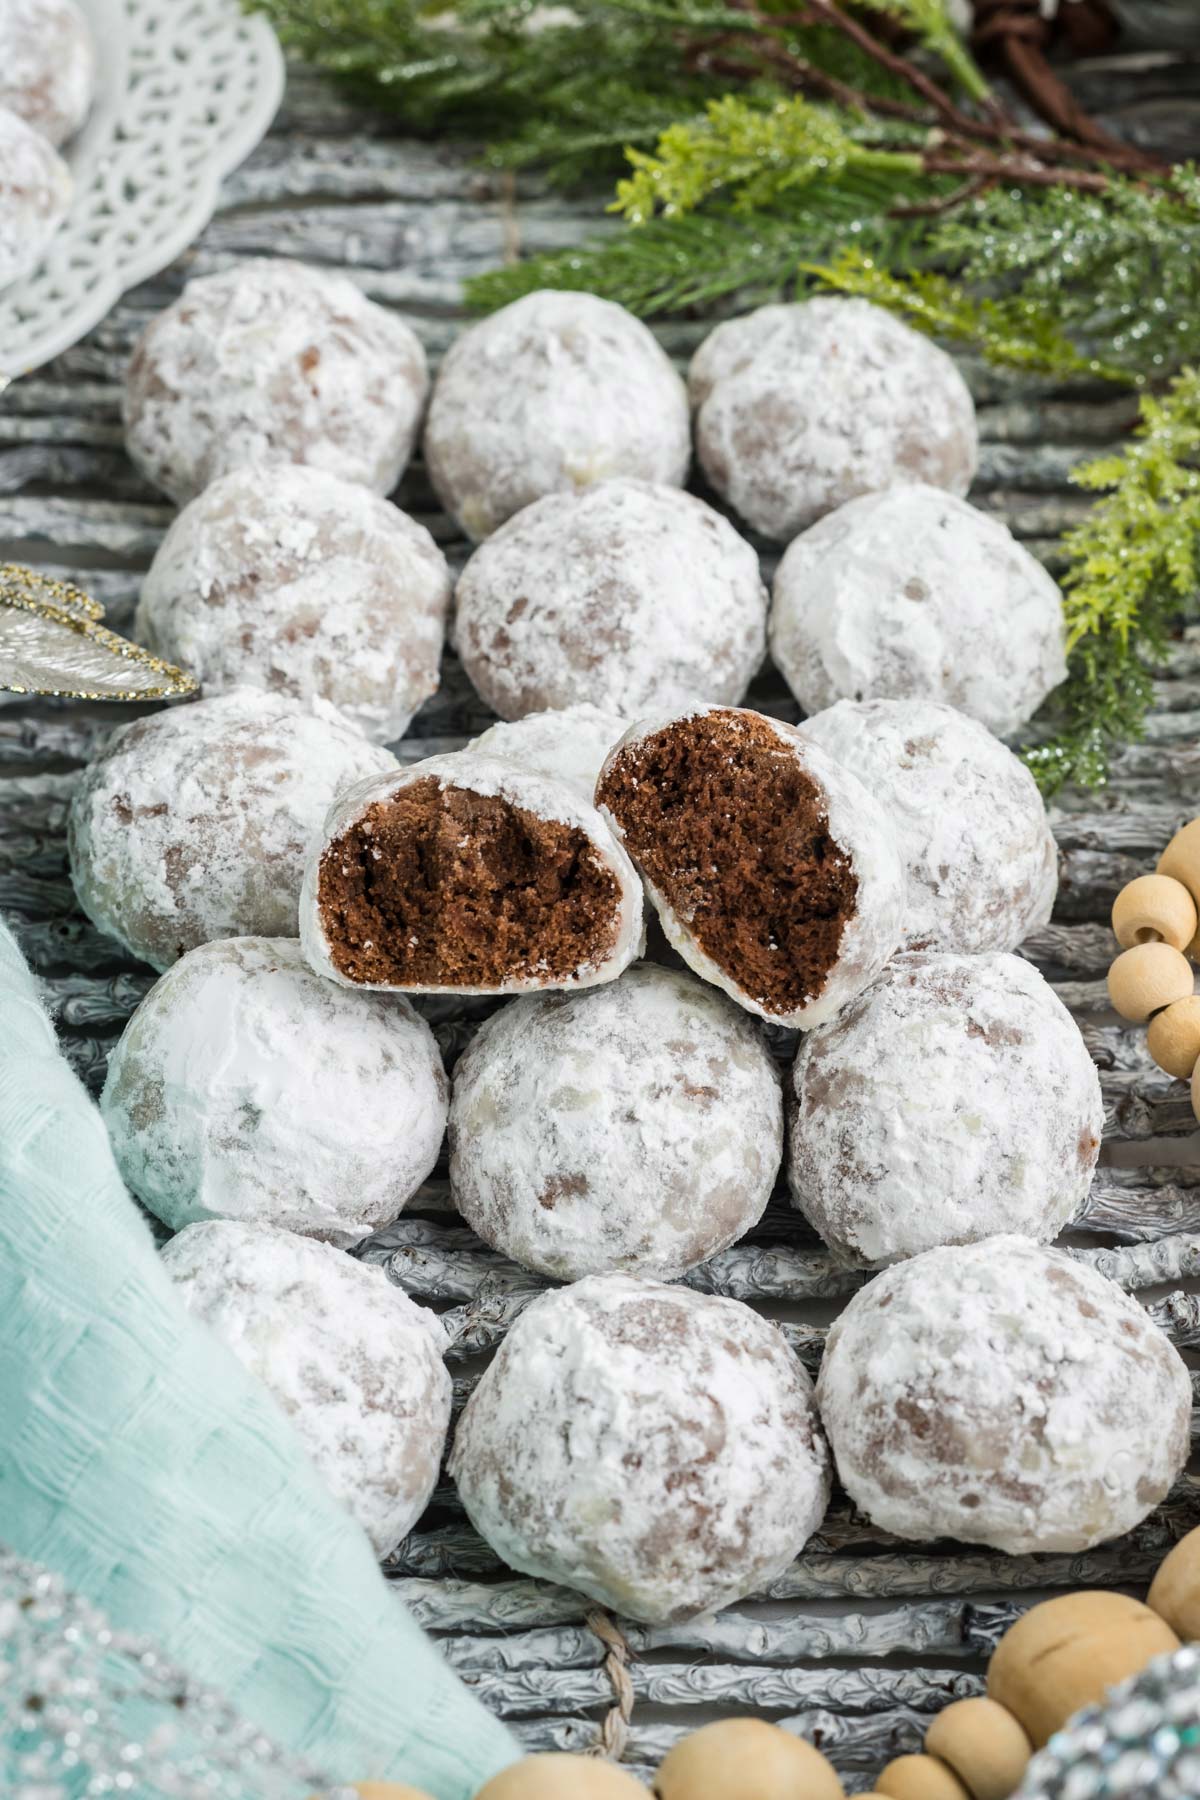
[[450, 963, 782, 1281], [799, 699, 1057, 953], [689, 297, 977, 541], [68, 689, 395, 971], [0, 0, 94, 146], [451, 1273, 831, 1622], [163, 1221, 451, 1557], [469, 703, 628, 805], [135, 464, 452, 744], [301, 750, 643, 995], [0, 105, 71, 289], [423, 290, 690, 541], [596, 705, 903, 1028], [816, 1235, 1191, 1553], [453, 480, 767, 720], [771, 485, 1067, 737], [123, 259, 429, 503], [103, 938, 448, 1245], [788, 952, 1103, 1265]]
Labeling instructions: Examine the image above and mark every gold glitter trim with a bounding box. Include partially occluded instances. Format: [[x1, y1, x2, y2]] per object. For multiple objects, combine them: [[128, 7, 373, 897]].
[[1, 564, 106, 622], [0, 563, 199, 701]]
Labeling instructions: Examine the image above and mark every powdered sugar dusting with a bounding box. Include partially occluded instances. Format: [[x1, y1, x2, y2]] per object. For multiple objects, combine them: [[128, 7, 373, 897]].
[[799, 699, 1057, 953], [162, 1219, 452, 1557], [454, 479, 767, 720], [300, 748, 645, 993], [771, 484, 1067, 736], [123, 258, 429, 504], [690, 297, 978, 542], [449, 962, 782, 1281], [789, 952, 1104, 1265], [68, 688, 396, 971], [469, 703, 628, 804], [817, 1234, 1191, 1553], [103, 937, 448, 1245], [0, 105, 72, 288], [0, 0, 94, 146], [135, 463, 452, 744], [424, 290, 690, 541], [450, 1273, 831, 1622]]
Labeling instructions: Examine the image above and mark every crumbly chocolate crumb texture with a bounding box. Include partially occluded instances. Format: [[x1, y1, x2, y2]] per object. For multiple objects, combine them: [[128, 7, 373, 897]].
[[317, 775, 621, 987], [597, 710, 857, 1014]]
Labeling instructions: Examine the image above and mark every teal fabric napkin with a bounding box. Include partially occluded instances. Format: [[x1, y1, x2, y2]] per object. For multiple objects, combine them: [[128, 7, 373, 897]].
[[0, 915, 517, 1799]]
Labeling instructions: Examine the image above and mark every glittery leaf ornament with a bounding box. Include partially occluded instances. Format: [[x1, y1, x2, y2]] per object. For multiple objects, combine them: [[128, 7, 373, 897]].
[[0, 564, 198, 701]]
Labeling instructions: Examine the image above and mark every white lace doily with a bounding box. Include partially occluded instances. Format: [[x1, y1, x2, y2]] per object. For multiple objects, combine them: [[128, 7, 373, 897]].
[[0, 0, 285, 382]]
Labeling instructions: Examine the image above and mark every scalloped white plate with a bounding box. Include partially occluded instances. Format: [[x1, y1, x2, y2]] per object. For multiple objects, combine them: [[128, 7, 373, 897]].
[[0, 0, 285, 382]]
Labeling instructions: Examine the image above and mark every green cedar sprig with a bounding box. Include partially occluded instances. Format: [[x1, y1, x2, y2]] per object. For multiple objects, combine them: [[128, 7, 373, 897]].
[[1024, 368, 1200, 795]]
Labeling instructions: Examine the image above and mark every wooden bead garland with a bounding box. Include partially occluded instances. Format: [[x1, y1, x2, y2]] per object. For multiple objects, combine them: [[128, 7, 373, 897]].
[[987, 1592, 1180, 1748], [1107, 941, 1193, 1022], [925, 1697, 1033, 1800], [1158, 818, 1200, 901], [306, 1787, 434, 1799], [346, 1788, 436, 1800], [1112, 872, 1197, 951], [653, 1719, 844, 1798], [1108, 820, 1200, 1111], [877, 1754, 970, 1799], [1147, 1523, 1200, 1642], [1147, 994, 1200, 1080], [476, 1756, 646, 1797]]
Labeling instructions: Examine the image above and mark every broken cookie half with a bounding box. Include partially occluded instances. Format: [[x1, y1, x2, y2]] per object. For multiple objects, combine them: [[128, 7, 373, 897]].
[[301, 750, 644, 995], [595, 705, 903, 1028]]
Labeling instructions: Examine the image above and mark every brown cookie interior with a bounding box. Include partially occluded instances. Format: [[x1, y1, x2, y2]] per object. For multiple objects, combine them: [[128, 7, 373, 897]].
[[596, 709, 856, 1015], [316, 775, 623, 988]]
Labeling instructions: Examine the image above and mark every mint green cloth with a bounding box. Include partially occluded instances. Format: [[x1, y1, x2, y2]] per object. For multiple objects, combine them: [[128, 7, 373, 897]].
[[0, 916, 517, 1799]]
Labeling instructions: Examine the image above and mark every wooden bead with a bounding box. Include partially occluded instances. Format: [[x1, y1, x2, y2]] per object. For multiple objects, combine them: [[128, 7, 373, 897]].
[[1148, 995, 1200, 1079], [987, 1592, 1180, 1747], [477, 1758, 646, 1798], [310, 1787, 433, 1799], [1158, 817, 1200, 908], [1112, 873, 1198, 952], [1106, 941, 1194, 1022], [876, 1755, 970, 1800], [1148, 1523, 1200, 1640], [653, 1720, 844, 1799], [925, 1697, 1032, 1800]]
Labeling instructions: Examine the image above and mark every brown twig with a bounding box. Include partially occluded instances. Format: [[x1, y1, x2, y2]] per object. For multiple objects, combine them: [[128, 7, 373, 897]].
[[968, 0, 1155, 164], [765, 0, 1169, 177], [714, 0, 934, 121], [923, 149, 1111, 191], [797, 0, 981, 133], [889, 173, 989, 216]]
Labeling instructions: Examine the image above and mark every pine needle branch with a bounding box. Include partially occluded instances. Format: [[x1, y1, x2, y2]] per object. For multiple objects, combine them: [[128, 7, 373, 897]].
[[1023, 368, 1200, 795], [803, 247, 1135, 381]]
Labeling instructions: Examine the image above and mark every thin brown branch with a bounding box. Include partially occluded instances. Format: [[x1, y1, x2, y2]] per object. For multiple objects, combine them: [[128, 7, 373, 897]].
[[889, 174, 989, 216], [922, 149, 1111, 192], [1003, 30, 1154, 162], [779, 0, 1169, 177], [796, 0, 976, 132], [712, 1, 934, 122]]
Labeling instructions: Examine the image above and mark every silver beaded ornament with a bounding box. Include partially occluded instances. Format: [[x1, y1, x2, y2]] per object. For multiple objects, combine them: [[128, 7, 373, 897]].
[[0, 1550, 358, 1800], [1017, 1648, 1200, 1800]]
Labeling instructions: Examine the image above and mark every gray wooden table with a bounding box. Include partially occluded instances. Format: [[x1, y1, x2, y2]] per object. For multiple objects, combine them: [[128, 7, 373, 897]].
[[2, 30, 1200, 1792]]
